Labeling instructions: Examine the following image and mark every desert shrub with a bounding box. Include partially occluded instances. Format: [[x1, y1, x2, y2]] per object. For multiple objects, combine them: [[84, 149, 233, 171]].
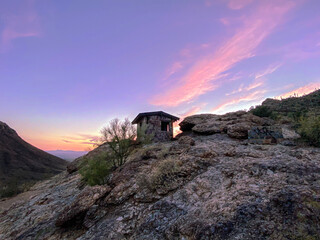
[[287, 110, 307, 123], [100, 118, 136, 167], [138, 158, 183, 191], [298, 116, 320, 147], [79, 152, 114, 186], [251, 106, 274, 118], [0, 180, 21, 198], [0, 179, 37, 199]]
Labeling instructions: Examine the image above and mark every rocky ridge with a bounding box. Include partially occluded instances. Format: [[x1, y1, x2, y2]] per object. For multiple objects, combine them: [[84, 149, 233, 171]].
[[0, 112, 320, 239]]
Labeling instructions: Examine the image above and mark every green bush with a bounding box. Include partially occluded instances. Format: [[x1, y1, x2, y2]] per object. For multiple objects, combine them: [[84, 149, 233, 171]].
[[250, 106, 274, 118], [298, 116, 320, 147], [287, 111, 307, 122], [79, 153, 114, 186], [0, 180, 21, 198]]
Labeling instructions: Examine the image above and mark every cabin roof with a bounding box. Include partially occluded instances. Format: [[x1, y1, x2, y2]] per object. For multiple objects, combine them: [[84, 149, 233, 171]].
[[132, 111, 180, 124]]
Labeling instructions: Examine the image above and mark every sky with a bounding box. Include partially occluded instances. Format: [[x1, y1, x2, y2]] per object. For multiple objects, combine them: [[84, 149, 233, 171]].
[[1, 0, 320, 151]]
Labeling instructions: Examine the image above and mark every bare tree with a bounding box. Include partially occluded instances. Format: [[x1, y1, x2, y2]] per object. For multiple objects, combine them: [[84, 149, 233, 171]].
[[100, 118, 136, 167]]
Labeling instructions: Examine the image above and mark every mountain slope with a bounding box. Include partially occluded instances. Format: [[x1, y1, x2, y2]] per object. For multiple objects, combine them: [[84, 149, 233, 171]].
[[0, 121, 67, 194], [0, 112, 319, 239]]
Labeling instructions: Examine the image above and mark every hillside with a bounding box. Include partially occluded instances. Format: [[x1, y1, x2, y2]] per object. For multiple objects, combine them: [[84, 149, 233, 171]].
[[260, 89, 320, 117], [0, 121, 67, 197], [0, 111, 319, 239]]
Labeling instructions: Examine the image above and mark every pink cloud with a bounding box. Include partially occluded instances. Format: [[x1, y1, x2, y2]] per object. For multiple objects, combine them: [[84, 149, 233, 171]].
[[150, 1, 295, 107], [226, 77, 265, 96], [227, 0, 254, 10], [246, 80, 264, 91], [226, 63, 281, 96], [0, 0, 40, 52], [212, 90, 266, 113], [276, 82, 320, 99]]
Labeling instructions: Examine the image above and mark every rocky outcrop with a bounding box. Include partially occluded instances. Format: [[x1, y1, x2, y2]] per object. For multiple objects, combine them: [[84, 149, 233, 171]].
[[179, 112, 301, 145], [1, 131, 320, 239], [179, 111, 269, 139], [56, 185, 111, 227], [248, 126, 301, 145], [178, 136, 195, 146]]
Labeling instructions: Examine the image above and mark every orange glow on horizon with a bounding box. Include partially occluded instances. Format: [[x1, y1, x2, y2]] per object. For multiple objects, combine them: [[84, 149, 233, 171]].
[[22, 134, 99, 151]]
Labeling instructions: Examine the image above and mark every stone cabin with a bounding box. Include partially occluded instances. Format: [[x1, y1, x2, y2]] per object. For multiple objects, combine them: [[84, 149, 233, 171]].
[[132, 111, 179, 142]]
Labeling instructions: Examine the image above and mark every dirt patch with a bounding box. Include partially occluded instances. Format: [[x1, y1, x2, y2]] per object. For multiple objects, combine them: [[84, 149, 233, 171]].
[[0, 190, 41, 212]]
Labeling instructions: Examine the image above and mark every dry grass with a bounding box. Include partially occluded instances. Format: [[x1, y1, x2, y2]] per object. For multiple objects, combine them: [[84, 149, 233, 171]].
[[137, 157, 183, 192]]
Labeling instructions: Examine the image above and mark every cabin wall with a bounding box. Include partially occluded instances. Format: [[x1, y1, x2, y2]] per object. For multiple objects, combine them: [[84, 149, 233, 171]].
[[137, 115, 173, 142]]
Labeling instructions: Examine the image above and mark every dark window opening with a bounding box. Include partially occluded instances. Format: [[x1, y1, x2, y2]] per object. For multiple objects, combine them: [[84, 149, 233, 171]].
[[161, 121, 169, 132], [146, 117, 149, 124], [139, 122, 142, 127]]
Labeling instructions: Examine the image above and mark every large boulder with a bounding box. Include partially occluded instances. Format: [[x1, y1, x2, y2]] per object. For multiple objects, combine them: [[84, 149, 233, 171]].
[[179, 114, 219, 132]]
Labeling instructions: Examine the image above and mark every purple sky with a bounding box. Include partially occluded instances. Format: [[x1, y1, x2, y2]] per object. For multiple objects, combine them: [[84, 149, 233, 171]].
[[1, 0, 320, 151]]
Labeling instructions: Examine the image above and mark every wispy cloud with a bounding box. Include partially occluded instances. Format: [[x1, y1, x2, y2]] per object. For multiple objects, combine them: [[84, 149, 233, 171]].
[[225, 62, 281, 96], [61, 133, 99, 148], [0, 0, 40, 52], [254, 63, 282, 80], [213, 90, 266, 113], [226, 78, 264, 96], [150, 1, 295, 107], [276, 82, 320, 99]]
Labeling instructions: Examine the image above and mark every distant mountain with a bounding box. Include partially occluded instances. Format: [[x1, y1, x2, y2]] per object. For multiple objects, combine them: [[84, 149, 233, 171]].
[[47, 150, 88, 161], [0, 121, 67, 197]]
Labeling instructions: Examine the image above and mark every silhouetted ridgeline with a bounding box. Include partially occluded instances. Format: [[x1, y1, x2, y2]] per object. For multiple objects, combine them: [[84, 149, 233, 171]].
[[0, 121, 67, 198]]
